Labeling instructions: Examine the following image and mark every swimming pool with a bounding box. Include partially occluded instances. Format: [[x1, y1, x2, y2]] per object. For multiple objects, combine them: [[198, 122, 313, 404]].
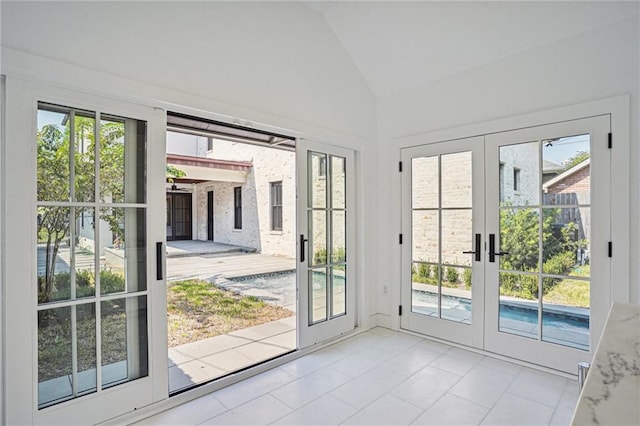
[[412, 289, 589, 350], [224, 272, 589, 350], [225, 270, 345, 311]]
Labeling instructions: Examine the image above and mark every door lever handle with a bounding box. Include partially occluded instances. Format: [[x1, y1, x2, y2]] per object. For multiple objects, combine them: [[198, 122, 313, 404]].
[[462, 233, 482, 262], [300, 234, 308, 263], [488, 234, 509, 262]]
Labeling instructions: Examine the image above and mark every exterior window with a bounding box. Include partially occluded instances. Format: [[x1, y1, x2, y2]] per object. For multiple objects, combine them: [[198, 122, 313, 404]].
[[234, 186, 242, 229], [207, 137, 213, 151], [513, 167, 521, 191], [270, 181, 283, 231]]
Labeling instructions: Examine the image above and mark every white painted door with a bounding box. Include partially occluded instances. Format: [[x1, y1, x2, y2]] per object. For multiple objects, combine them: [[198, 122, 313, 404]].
[[400, 137, 485, 348], [400, 115, 611, 373], [484, 115, 611, 373], [296, 139, 356, 348], [3, 78, 168, 424]]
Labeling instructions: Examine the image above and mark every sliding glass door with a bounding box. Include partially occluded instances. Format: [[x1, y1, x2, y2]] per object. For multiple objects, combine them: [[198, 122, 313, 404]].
[[4, 79, 168, 424]]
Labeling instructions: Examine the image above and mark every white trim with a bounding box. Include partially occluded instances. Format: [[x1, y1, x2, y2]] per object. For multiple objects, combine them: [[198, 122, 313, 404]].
[[1, 48, 371, 151]]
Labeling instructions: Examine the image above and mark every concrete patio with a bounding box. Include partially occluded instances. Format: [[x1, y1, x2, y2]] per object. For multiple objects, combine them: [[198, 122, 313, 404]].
[[166, 241, 297, 393]]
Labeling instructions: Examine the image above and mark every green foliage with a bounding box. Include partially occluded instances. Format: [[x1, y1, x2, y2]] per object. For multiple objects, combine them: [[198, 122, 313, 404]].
[[169, 280, 267, 319], [462, 268, 472, 290], [37, 114, 127, 302], [563, 151, 590, 171], [313, 247, 346, 265], [38, 269, 125, 303], [498, 204, 588, 301], [445, 266, 459, 284], [412, 262, 437, 285], [166, 164, 186, 182]]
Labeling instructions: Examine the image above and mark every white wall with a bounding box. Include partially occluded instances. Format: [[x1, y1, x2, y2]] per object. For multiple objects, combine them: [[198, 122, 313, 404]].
[[375, 16, 640, 320], [1, 2, 376, 139]]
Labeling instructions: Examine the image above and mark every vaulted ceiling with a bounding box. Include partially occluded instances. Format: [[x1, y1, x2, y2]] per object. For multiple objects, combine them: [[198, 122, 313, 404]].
[[303, 1, 640, 98]]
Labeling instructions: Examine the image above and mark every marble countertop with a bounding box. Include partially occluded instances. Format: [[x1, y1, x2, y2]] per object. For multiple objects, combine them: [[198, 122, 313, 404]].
[[572, 302, 640, 425]]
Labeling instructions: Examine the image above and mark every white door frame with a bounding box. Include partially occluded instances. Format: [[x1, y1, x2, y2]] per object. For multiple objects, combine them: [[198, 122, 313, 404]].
[[2, 77, 168, 424], [400, 136, 485, 349], [296, 138, 357, 348]]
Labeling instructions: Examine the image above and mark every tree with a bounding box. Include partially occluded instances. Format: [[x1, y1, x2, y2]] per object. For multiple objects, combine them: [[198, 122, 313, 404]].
[[563, 151, 589, 171], [499, 204, 587, 298], [37, 115, 126, 302]]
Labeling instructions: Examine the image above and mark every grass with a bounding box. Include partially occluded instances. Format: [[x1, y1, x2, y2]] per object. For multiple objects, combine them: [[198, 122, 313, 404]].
[[544, 265, 590, 308], [39, 279, 293, 382], [167, 279, 294, 347]]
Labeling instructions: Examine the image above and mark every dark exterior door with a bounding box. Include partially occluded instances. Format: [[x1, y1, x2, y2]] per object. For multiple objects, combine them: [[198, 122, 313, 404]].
[[167, 192, 192, 241], [207, 190, 214, 241]]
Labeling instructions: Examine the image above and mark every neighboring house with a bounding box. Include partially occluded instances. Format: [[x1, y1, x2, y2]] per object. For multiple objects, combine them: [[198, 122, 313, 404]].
[[543, 159, 591, 263], [166, 131, 296, 258]]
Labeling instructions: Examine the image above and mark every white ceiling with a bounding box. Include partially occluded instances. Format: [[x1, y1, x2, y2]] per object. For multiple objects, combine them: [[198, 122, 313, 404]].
[[303, 1, 640, 98]]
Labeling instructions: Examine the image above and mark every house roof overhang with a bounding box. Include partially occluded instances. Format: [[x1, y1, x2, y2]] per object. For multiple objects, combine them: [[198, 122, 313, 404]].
[[542, 158, 590, 192], [167, 154, 252, 184]]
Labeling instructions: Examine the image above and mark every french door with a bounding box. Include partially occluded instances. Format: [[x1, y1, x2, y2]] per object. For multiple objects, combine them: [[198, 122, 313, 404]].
[[400, 136, 485, 347], [401, 115, 611, 373], [296, 140, 356, 348], [3, 79, 168, 424]]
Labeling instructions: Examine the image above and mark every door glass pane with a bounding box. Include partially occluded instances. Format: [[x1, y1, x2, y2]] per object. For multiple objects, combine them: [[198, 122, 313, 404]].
[[310, 268, 327, 323], [331, 266, 346, 317], [37, 106, 72, 202], [331, 211, 346, 263], [442, 151, 472, 208], [499, 272, 539, 340], [331, 156, 346, 209], [310, 210, 327, 266], [442, 209, 472, 267], [105, 115, 145, 204], [309, 152, 327, 209], [499, 208, 539, 272], [38, 306, 72, 408], [77, 303, 97, 395], [101, 296, 148, 389], [412, 156, 438, 209], [499, 141, 540, 206], [37, 206, 71, 303], [74, 112, 96, 202], [542, 134, 590, 206], [99, 207, 146, 294], [412, 210, 438, 264], [411, 262, 438, 318], [441, 266, 472, 323]]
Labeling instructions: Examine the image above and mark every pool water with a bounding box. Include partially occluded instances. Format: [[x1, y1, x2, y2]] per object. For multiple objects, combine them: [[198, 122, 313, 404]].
[[411, 290, 589, 350], [228, 273, 589, 351], [228, 270, 345, 308]]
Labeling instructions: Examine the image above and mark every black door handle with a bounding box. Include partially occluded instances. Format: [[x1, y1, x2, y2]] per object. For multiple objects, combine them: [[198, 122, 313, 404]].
[[300, 234, 308, 263], [462, 233, 482, 262], [488, 234, 509, 263], [156, 242, 163, 280]]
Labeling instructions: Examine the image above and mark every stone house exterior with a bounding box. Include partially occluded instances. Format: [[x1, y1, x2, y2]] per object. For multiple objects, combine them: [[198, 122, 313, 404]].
[[166, 132, 296, 258]]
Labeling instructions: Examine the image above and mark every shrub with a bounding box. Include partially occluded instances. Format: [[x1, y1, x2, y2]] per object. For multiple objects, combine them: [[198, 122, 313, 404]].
[[445, 266, 459, 284], [462, 268, 472, 289], [100, 269, 125, 294]]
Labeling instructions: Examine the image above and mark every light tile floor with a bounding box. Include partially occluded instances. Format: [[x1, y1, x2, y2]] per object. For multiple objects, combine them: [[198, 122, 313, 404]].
[[136, 328, 579, 425]]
